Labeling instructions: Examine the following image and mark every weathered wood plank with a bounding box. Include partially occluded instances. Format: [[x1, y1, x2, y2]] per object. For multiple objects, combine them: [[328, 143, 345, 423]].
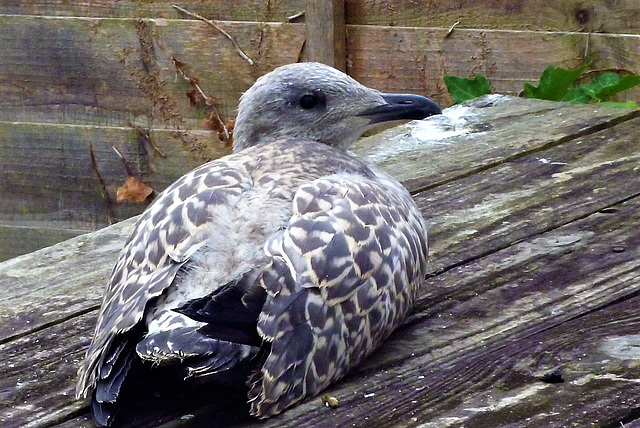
[[344, 0, 640, 34], [305, 0, 346, 71], [419, 114, 640, 273], [0, 314, 92, 428], [0, 220, 132, 343], [0, 15, 305, 127], [346, 26, 640, 104], [3, 15, 639, 131], [0, 223, 88, 263], [4, 0, 639, 36], [0, 123, 230, 226], [0, 0, 304, 21]]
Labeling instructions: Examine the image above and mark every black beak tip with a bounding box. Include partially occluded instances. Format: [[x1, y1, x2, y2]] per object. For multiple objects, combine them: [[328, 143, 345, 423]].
[[360, 93, 442, 124], [388, 93, 442, 119]]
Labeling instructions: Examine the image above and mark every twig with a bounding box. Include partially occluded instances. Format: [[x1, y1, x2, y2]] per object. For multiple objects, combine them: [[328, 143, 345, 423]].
[[112, 146, 136, 177], [445, 21, 460, 39], [171, 57, 230, 141], [173, 5, 254, 65], [578, 67, 637, 81], [128, 122, 167, 158], [88, 142, 115, 225]]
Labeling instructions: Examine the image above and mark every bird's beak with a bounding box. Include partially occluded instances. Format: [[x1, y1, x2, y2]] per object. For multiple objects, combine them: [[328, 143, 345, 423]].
[[358, 93, 442, 124]]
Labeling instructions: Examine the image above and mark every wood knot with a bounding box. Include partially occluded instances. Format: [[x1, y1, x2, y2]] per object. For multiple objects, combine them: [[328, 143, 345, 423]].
[[575, 8, 590, 24]]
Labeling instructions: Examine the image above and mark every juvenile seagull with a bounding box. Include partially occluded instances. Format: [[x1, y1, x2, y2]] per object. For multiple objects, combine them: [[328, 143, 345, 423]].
[[77, 62, 441, 426]]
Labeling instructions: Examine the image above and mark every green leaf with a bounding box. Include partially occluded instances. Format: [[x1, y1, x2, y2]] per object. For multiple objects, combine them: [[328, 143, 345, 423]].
[[593, 74, 640, 100], [444, 75, 492, 104], [561, 72, 640, 104], [562, 87, 593, 104], [523, 65, 587, 101], [599, 101, 638, 108]]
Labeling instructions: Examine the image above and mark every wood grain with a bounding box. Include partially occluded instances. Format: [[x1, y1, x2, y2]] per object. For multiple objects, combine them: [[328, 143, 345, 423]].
[[305, 0, 346, 71], [355, 96, 640, 193], [0, 0, 304, 21], [0, 223, 88, 262], [0, 15, 305, 127], [345, 0, 640, 34]]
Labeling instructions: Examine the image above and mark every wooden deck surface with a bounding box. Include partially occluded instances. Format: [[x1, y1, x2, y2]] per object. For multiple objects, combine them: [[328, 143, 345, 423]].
[[1, 96, 639, 427]]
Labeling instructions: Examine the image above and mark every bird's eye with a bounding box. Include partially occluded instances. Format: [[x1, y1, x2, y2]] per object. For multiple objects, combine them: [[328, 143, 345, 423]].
[[299, 94, 318, 109]]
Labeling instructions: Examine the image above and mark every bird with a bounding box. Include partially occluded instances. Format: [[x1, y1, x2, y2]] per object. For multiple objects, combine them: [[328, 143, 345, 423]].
[[76, 62, 441, 426]]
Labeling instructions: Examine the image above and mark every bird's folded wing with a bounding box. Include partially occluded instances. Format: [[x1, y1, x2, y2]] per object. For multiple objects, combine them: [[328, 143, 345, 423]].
[[76, 159, 254, 397], [250, 173, 428, 417]]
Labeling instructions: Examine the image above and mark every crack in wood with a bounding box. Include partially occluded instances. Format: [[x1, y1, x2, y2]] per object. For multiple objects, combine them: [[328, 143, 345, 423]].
[[0, 305, 100, 347]]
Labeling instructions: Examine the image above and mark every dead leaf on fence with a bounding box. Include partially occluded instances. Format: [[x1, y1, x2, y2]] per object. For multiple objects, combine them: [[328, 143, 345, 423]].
[[116, 176, 154, 202], [224, 119, 235, 148], [187, 89, 202, 106]]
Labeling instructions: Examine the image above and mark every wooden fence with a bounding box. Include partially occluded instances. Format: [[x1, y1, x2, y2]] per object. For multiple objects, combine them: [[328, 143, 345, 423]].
[[1, 0, 639, 261]]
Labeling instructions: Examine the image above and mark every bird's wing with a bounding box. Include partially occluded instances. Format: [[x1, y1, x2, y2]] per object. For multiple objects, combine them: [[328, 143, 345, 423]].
[[76, 159, 254, 398], [250, 173, 428, 417]]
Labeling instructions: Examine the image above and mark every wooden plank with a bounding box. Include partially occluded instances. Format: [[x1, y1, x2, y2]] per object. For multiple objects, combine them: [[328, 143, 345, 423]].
[[419, 115, 640, 273], [0, 219, 132, 343], [305, 0, 346, 71], [0, 15, 305, 127], [0, 313, 93, 428], [0, 0, 304, 21], [345, 26, 640, 105], [0, 123, 230, 226], [0, 224, 88, 263], [344, 0, 640, 35], [5, 0, 638, 36], [1, 99, 638, 426]]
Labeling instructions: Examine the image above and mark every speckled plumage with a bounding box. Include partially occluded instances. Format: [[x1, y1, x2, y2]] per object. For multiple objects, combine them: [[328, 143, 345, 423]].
[[76, 62, 440, 426]]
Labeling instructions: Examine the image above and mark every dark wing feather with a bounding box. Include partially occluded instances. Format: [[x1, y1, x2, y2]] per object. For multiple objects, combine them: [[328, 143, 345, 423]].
[[176, 274, 267, 347]]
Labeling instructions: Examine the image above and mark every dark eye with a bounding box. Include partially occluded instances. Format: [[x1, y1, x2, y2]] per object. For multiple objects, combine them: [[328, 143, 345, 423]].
[[299, 94, 318, 109]]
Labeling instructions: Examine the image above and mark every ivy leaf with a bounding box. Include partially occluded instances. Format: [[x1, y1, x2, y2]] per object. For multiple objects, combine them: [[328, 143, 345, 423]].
[[443, 75, 492, 104], [562, 72, 640, 104], [523, 65, 587, 101], [593, 74, 640, 100], [562, 87, 593, 104]]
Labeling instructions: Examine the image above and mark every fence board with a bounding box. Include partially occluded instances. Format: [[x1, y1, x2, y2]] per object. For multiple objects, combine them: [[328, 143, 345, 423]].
[[0, 0, 304, 21], [0, 15, 305, 128], [345, 0, 640, 34]]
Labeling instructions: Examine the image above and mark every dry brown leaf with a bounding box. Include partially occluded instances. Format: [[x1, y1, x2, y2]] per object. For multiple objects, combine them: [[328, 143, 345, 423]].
[[171, 56, 186, 68], [223, 119, 235, 148], [187, 89, 202, 106], [116, 176, 154, 203], [205, 111, 224, 132]]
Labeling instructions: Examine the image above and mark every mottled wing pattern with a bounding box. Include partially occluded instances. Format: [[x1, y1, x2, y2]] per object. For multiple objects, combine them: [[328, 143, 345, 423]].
[[250, 173, 428, 417], [76, 160, 254, 398]]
